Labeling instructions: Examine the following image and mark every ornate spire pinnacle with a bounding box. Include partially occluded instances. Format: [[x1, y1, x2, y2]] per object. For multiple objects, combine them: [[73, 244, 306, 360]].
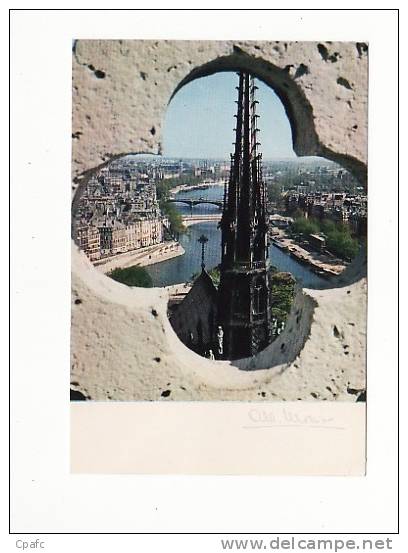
[[217, 72, 273, 360]]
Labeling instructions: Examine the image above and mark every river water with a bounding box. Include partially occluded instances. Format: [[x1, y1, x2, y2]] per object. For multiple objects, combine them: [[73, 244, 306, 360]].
[[146, 185, 327, 288]]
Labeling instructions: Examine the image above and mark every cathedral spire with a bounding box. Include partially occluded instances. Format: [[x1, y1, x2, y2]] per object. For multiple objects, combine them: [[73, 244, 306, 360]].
[[217, 72, 273, 360]]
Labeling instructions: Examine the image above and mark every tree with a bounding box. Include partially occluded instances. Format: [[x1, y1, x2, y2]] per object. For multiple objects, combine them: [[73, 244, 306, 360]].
[[107, 266, 153, 288], [290, 215, 359, 260], [156, 181, 186, 235], [270, 272, 296, 330], [320, 218, 336, 234], [161, 201, 185, 235], [325, 229, 359, 260], [290, 216, 319, 237], [267, 182, 282, 203]]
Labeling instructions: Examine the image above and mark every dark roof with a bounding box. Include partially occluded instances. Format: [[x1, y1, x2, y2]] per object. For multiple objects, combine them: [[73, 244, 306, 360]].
[[189, 269, 218, 301]]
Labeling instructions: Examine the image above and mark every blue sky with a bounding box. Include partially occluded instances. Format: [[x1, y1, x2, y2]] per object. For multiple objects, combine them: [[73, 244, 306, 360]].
[[163, 72, 296, 160]]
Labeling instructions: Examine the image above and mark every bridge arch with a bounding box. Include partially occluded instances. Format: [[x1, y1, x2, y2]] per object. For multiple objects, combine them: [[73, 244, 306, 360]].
[[168, 198, 223, 209]]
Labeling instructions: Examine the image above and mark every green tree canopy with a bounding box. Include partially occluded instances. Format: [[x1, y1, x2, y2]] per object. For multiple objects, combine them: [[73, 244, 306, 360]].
[[107, 266, 153, 288], [291, 217, 320, 236], [289, 215, 359, 260]]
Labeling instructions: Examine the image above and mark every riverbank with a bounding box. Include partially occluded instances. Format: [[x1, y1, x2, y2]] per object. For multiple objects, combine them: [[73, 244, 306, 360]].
[[270, 228, 347, 277], [93, 241, 185, 274], [182, 214, 221, 227], [169, 180, 225, 196]]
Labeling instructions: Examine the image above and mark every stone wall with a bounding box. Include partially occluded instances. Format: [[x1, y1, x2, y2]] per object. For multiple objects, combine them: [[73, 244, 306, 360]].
[[71, 40, 367, 401]]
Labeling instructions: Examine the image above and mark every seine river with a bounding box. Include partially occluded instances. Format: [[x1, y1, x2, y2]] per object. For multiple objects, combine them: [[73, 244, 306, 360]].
[[146, 185, 327, 288]]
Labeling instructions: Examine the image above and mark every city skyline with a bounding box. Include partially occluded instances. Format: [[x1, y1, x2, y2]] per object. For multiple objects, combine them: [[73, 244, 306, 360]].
[[163, 72, 296, 160]]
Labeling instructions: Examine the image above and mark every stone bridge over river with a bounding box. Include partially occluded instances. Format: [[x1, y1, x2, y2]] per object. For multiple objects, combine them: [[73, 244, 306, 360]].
[[168, 197, 223, 209]]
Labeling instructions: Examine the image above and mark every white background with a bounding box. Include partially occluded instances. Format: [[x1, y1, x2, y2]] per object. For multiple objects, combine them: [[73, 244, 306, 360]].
[[5, 5, 402, 552]]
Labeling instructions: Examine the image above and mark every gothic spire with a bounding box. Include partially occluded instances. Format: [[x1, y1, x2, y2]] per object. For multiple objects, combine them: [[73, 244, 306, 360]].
[[217, 71, 273, 359]]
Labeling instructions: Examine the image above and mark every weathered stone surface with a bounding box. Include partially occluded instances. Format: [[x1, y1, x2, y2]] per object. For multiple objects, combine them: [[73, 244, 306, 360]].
[[72, 40, 368, 190], [71, 40, 367, 401]]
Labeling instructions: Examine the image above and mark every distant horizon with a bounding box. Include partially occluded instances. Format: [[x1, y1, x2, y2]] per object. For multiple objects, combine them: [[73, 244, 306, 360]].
[[126, 153, 337, 165]]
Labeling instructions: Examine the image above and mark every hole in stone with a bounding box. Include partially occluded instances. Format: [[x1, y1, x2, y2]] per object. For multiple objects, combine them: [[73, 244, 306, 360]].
[[337, 77, 353, 90], [70, 389, 87, 401], [333, 325, 341, 339], [233, 45, 245, 55], [356, 390, 366, 402], [317, 44, 329, 61], [317, 44, 340, 63], [356, 43, 368, 57], [72, 57, 366, 374], [294, 63, 309, 79]]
